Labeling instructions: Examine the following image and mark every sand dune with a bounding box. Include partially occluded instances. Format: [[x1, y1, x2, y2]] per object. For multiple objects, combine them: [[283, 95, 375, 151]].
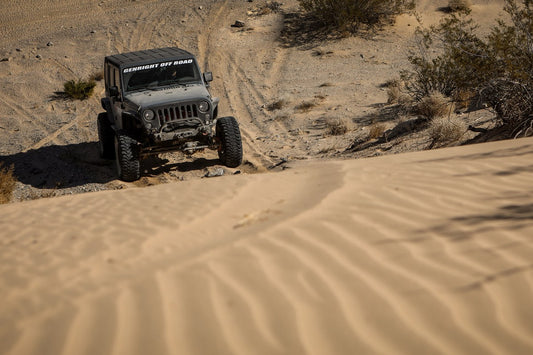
[[2, 137, 533, 355]]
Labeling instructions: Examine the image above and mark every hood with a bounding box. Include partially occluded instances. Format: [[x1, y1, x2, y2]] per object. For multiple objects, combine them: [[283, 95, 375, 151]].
[[124, 84, 211, 108]]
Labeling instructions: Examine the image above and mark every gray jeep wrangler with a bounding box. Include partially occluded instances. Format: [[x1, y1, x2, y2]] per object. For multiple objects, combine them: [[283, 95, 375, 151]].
[[98, 47, 242, 181]]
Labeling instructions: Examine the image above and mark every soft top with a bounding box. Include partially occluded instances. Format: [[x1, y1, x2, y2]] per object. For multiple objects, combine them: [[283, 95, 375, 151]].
[[105, 47, 195, 69]]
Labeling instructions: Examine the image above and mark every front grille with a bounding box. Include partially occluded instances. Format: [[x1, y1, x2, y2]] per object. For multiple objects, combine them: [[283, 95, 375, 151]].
[[157, 104, 198, 125]]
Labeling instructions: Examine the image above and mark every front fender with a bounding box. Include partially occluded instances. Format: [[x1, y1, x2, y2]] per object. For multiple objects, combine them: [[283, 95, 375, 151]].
[[101, 97, 111, 111], [212, 97, 220, 119]]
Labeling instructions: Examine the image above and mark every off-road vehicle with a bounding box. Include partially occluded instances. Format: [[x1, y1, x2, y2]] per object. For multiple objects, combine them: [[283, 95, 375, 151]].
[[97, 47, 242, 181]]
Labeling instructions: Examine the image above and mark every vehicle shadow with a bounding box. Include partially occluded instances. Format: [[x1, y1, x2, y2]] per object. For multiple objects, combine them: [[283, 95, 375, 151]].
[[1, 143, 224, 189], [0, 142, 116, 189]]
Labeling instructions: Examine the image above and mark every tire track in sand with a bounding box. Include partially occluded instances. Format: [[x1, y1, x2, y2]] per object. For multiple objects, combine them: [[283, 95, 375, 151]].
[[197, 0, 277, 168]]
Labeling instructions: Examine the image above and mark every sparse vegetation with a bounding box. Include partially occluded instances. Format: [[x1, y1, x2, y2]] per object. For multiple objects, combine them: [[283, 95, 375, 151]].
[[296, 100, 318, 112], [368, 123, 386, 139], [298, 0, 415, 32], [63, 78, 96, 100], [0, 163, 16, 204], [415, 92, 454, 119], [326, 117, 349, 135], [90, 71, 104, 82], [448, 0, 471, 12], [428, 116, 466, 145], [267, 99, 288, 111], [313, 48, 334, 56], [403, 0, 533, 136], [385, 79, 403, 104]]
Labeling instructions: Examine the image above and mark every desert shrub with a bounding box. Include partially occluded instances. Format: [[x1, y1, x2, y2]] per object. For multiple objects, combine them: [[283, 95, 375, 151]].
[[449, 0, 471, 12], [267, 99, 288, 111], [326, 117, 349, 135], [428, 116, 466, 144], [403, 0, 533, 135], [90, 71, 104, 81], [385, 78, 412, 105], [298, 0, 415, 32], [452, 88, 475, 111], [63, 79, 96, 100], [295, 100, 317, 112], [368, 123, 386, 139], [402, 13, 490, 101], [415, 92, 454, 119], [0, 163, 16, 204]]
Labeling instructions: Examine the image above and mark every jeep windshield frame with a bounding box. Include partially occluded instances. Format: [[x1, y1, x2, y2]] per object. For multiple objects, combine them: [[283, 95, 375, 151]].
[[123, 59, 202, 92]]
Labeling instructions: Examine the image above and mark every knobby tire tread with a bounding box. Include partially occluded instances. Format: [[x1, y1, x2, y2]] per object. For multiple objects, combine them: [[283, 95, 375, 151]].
[[217, 116, 243, 168], [116, 130, 140, 182]]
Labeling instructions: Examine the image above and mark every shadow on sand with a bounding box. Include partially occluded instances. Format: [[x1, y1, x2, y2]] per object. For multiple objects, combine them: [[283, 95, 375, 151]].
[[0, 142, 221, 189]]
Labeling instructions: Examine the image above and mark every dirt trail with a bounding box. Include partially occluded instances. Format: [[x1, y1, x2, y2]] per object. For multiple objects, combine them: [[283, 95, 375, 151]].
[[0, 0, 507, 201]]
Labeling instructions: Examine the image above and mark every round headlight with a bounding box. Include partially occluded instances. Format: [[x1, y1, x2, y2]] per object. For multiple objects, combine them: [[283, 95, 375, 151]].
[[198, 101, 210, 113], [143, 110, 155, 121]]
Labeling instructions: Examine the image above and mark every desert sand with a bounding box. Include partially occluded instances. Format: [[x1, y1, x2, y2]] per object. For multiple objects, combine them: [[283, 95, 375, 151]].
[[2, 137, 533, 354], [2, 0, 533, 354]]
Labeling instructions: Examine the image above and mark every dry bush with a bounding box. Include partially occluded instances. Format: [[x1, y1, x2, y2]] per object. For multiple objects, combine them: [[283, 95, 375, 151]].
[[267, 99, 288, 111], [452, 88, 475, 111], [326, 117, 349, 136], [90, 71, 104, 81], [368, 122, 386, 139], [63, 79, 96, 100], [428, 116, 466, 144], [449, 0, 471, 12], [298, 0, 415, 32], [313, 48, 334, 56], [295, 100, 318, 112], [387, 85, 403, 104], [416, 92, 454, 119], [385, 78, 412, 106], [0, 163, 16, 204]]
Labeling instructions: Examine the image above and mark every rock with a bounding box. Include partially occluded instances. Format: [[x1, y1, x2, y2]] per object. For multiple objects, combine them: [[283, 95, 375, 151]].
[[231, 20, 245, 28], [15, 48, 21, 52], [46, 41, 53, 47], [204, 167, 225, 178], [0, 57, 10, 62], [198, 6, 203, 10], [36, 54, 42, 59]]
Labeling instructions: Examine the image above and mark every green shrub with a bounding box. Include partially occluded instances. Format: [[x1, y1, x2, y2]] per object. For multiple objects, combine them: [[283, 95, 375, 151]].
[[63, 79, 96, 100], [298, 0, 415, 32], [0, 163, 16, 204], [403, 0, 533, 135]]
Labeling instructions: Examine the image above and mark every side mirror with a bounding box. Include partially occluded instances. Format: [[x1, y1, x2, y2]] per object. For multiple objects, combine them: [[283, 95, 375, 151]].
[[109, 86, 120, 98], [203, 72, 213, 83]]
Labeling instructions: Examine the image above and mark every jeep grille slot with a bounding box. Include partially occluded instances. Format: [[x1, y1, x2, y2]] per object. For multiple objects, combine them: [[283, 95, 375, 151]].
[[157, 104, 198, 125]]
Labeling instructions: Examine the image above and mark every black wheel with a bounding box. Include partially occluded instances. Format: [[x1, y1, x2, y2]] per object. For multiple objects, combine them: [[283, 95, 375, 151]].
[[114, 130, 141, 181], [97, 112, 114, 159], [216, 116, 243, 168]]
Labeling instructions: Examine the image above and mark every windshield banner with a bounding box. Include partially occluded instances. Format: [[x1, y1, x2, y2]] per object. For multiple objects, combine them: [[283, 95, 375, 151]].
[[123, 59, 194, 73]]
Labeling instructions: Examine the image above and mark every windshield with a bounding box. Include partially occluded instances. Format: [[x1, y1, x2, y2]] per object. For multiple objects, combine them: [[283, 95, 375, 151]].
[[123, 60, 202, 92]]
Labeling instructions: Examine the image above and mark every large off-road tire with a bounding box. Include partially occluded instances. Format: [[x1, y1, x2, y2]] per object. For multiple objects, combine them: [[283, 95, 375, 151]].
[[114, 130, 141, 182], [216, 116, 243, 168], [97, 112, 114, 159]]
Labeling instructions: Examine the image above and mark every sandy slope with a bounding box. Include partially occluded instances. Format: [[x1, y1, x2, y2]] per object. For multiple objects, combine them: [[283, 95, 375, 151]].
[[1, 137, 533, 355]]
